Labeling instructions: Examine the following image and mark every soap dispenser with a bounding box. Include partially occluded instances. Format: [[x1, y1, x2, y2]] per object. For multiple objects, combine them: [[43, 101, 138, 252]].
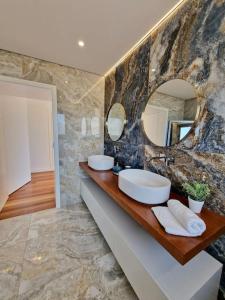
[[112, 162, 123, 175]]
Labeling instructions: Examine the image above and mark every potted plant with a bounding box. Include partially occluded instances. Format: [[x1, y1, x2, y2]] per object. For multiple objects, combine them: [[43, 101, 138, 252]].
[[182, 181, 211, 213]]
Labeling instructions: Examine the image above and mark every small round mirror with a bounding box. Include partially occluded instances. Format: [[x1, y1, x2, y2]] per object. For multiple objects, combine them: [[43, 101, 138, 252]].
[[142, 79, 200, 147], [107, 103, 126, 141]]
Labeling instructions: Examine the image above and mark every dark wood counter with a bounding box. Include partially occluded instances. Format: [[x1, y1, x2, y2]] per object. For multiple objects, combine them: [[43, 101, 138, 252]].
[[79, 162, 225, 265]]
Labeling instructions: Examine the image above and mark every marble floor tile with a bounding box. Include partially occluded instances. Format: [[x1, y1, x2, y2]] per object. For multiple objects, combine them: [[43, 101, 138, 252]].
[[18, 268, 84, 300], [28, 203, 99, 240], [0, 203, 137, 300], [0, 260, 22, 300], [0, 215, 31, 248], [0, 241, 26, 264], [19, 247, 136, 300], [93, 253, 138, 300], [0, 242, 26, 300], [18, 234, 82, 298]]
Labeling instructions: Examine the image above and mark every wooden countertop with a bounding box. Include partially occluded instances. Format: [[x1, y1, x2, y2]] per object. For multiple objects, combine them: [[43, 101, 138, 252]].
[[79, 162, 225, 265]]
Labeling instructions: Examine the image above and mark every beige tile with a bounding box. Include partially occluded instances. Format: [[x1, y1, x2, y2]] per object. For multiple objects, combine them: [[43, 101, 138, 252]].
[[0, 242, 26, 300], [0, 241, 26, 264], [0, 215, 31, 248], [0, 206, 137, 300], [29, 204, 99, 240], [18, 206, 137, 300]]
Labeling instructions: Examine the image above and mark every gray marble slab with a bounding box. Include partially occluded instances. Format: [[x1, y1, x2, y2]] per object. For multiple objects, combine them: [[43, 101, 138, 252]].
[[0, 205, 137, 300]]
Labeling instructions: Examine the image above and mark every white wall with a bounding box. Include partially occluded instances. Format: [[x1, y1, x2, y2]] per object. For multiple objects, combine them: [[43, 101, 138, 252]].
[[27, 99, 54, 172], [0, 77, 59, 210], [0, 99, 8, 209], [0, 94, 54, 204], [1, 96, 31, 194]]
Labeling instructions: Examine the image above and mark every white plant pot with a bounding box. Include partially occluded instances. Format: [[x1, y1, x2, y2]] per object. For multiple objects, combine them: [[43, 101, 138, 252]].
[[188, 196, 204, 213]]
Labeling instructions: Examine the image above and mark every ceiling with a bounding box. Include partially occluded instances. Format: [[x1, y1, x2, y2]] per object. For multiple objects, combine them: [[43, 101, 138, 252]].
[[0, 0, 179, 75]]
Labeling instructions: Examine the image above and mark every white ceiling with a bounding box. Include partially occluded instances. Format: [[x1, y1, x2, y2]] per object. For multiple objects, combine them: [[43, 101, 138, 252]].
[[0, 0, 179, 75]]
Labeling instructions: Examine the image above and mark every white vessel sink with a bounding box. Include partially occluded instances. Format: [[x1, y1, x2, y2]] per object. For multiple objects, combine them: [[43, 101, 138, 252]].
[[118, 169, 171, 204], [88, 155, 114, 171]]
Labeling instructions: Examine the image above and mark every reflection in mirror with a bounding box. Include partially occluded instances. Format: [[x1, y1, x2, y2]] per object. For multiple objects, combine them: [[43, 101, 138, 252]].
[[107, 103, 126, 141], [142, 79, 200, 146]]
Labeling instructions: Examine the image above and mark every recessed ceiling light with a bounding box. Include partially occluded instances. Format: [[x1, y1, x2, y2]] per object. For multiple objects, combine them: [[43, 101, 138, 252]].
[[151, 68, 156, 73], [78, 40, 85, 47], [64, 80, 68, 84]]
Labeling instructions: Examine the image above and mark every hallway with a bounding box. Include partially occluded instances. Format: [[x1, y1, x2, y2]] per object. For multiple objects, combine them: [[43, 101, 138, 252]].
[[0, 171, 55, 220]]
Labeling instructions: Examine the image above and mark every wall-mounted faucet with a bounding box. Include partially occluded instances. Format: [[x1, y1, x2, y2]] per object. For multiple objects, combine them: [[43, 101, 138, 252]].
[[147, 155, 175, 167], [165, 156, 175, 167]]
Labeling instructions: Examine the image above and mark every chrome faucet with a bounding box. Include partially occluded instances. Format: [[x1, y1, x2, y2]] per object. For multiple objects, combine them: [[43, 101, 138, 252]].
[[165, 156, 175, 167], [147, 155, 175, 167]]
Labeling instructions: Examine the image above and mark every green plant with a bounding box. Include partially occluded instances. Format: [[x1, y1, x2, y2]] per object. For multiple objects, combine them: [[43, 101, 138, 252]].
[[182, 181, 211, 202]]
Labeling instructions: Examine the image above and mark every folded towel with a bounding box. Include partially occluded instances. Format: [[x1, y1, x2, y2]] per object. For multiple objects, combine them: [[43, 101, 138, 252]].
[[168, 199, 206, 235], [152, 200, 206, 237]]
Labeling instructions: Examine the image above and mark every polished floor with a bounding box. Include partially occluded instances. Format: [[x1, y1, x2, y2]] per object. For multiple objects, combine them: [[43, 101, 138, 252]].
[[0, 202, 137, 300], [0, 172, 55, 220]]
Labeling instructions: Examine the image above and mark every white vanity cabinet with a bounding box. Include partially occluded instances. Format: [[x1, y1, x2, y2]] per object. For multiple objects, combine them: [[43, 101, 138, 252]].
[[81, 178, 222, 300]]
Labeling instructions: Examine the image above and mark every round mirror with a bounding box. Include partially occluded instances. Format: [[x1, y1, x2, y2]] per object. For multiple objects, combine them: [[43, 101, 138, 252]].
[[107, 103, 126, 141], [142, 79, 200, 147]]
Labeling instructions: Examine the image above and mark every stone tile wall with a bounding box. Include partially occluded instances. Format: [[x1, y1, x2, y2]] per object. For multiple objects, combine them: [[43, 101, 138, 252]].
[[104, 1, 225, 297]]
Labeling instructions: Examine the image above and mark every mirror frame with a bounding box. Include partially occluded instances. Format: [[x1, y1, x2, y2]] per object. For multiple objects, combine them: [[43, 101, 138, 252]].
[[106, 103, 127, 142], [141, 79, 204, 148]]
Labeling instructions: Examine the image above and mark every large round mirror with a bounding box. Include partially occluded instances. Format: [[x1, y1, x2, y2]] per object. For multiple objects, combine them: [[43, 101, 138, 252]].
[[142, 79, 200, 146], [107, 103, 126, 141]]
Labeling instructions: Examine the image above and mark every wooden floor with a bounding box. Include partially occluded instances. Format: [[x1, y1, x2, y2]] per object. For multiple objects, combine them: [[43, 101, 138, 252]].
[[0, 171, 55, 220]]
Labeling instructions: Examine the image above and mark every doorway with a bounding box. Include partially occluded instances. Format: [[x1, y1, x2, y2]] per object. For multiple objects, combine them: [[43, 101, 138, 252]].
[[0, 76, 60, 219]]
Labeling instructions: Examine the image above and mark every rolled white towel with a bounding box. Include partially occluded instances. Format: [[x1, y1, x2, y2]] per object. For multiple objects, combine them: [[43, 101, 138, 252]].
[[152, 206, 198, 237], [168, 199, 206, 235], [152, 200, 206, 237]]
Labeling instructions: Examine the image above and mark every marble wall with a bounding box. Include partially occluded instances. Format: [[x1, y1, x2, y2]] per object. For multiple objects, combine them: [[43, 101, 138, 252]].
[[0, 50, 105, 209], [104, 0, 225, 298]]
